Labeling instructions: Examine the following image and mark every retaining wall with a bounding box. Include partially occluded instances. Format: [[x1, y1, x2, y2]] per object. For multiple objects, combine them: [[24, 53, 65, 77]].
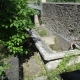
[[42, 2, 80, 41]]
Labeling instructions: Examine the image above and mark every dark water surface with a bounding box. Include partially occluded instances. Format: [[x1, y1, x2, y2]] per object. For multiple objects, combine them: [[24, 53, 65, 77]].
[[60, 70, 80, 80]]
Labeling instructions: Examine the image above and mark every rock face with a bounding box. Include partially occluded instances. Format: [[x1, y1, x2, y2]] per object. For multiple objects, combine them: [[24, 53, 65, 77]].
[[5, 56, 19, 80], [42, 3, 80, 41]]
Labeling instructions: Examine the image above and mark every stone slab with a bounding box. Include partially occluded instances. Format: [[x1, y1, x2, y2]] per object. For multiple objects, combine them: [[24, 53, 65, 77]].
[[33, 76, 47, 80], [5, 56, 19, 80], [45, 55, 80, 71]]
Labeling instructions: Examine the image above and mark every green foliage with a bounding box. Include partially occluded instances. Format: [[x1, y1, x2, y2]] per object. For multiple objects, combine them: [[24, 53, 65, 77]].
[[0, 60, 9, 76], [0, 0, 37, 55]]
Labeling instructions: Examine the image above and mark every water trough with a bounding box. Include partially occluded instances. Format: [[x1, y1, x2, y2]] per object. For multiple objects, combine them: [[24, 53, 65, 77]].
[[27, 29, 80, 71]]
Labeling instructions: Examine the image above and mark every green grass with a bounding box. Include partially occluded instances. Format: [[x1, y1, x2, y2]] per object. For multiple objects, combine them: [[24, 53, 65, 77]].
[[38, 29, 47, 37]]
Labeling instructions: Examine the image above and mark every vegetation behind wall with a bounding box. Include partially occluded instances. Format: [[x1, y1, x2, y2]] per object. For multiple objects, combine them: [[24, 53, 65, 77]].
[[47, 0, 80, 2], [28, 0, 80, 3]]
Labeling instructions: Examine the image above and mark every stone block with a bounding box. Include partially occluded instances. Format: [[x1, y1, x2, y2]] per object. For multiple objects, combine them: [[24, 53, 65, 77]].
[[33, 76, 47, 80]]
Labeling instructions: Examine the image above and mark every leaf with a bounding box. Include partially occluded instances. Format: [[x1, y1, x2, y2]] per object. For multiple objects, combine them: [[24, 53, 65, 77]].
[[9, 19, 12, 23], [13, 51, 15, 54], [25, 51, 28, 54], [5, 26, 8, 29], [22, 20, 26, 25], [10, 24, 13, 27], [17, 43, 19, 45], [20, 39, 22, 43], [10, 49, 12, 52], [28, 9, 31, 13], [23, 12, 26, 16], [22, 36, 25, 39], [17, 5, 21, 9], [0, 66, 3, 70], [8, 46, 11, 49], [13, 23, 19, 28]]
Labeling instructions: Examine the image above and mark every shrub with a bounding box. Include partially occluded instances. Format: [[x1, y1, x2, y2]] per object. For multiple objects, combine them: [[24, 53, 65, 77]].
[[0, 0, 37, 55]]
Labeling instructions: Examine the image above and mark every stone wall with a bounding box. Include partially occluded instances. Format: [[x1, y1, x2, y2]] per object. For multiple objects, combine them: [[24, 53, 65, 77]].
[[42, 2, 80, 41]]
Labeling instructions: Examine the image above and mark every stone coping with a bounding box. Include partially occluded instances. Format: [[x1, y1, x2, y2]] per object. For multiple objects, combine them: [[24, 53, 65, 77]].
[[43, 2, 80, 5], [28, 4, 41, 10]]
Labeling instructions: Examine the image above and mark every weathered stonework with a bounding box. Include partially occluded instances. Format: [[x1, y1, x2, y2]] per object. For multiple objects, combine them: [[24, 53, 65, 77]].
[[42, 3, 80, 41], [41, 0, 46, 3]]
